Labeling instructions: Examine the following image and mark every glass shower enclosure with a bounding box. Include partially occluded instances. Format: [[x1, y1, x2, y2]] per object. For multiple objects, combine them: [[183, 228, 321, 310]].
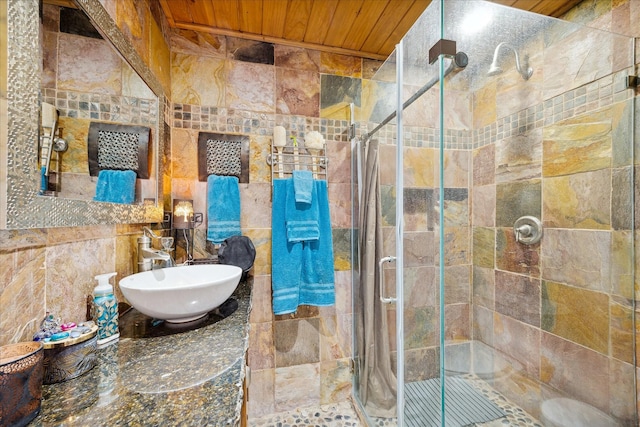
[[353, 1, 637, 425]]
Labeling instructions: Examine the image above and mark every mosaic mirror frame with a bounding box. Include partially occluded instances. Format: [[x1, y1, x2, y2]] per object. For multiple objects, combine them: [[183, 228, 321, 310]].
[[2, 0, 164, 229]]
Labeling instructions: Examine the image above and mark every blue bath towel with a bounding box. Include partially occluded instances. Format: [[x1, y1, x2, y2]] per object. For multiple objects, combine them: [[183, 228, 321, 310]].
[[272, 178, 334, 315], [293, 170, 313, 204], [94, 169, 136, 204], [285, 178, 319, 243], [207, 174, 241, 244]]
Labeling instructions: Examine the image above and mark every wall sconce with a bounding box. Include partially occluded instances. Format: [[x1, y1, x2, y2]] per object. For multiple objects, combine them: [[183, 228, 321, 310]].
[[172, 199, 203, 229]]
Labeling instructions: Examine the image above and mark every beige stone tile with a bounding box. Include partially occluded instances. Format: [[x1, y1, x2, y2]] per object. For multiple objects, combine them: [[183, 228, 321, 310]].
[[240, 183, 272, 229], [445, 303, 470, 341], [328, 183, 351, 229], [247, 368, 275, 418], [541, 228, 611, 292], [473, 81, 497, 128], [543, 169, 611, 229], [275, 318, 320, 367], [274, 363, 320, 412], [45, 238, 116, 323], [320, 359, 351, 405], [171, 52, 225, 106], [495, 271, 540, 327], [225, 60, 275, 113], [473, 266, 495, 311], [541, 332, 610, 414], [403, 147, 436, 188], [249, 275, 273, 324], [319, 314, 351, 362], [57, 33, 121, 94], [494, 313, 540, 378], [248, 321, 274, 370], [472, 184, 495, 227]]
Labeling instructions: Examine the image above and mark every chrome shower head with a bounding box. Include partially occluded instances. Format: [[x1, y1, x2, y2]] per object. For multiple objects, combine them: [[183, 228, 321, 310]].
[[487, 42, 533, 80]]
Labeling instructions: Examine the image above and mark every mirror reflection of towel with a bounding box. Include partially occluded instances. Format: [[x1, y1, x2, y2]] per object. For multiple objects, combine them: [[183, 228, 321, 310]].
[[94, 169, 136, 204]]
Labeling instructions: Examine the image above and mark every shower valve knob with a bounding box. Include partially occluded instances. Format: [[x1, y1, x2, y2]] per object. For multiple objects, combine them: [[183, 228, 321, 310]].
[[513, 216, 542, 245]]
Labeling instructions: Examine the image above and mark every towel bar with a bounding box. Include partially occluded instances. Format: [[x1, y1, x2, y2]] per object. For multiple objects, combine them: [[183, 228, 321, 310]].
[[268, 137, 328, 184]]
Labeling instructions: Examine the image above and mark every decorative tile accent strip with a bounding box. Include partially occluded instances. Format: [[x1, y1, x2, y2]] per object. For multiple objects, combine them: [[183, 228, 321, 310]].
[[172, 103, 354, 143], [474, 71, 633, 149], [42, 88, 158, 126]]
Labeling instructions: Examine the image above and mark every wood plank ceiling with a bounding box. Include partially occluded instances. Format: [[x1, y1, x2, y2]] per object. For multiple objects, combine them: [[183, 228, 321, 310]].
[[158, 0, 584, 60]]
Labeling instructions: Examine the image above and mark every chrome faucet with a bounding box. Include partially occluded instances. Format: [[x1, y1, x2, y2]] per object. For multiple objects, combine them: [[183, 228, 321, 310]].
[[137, 227, 175, 271]]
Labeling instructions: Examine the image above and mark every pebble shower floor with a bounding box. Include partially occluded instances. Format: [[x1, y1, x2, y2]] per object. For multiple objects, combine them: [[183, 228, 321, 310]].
[[248, 375, 543, 427]]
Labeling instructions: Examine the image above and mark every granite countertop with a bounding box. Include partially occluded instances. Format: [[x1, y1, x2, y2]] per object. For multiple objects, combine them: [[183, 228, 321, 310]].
[[31, 278, 252, 426]]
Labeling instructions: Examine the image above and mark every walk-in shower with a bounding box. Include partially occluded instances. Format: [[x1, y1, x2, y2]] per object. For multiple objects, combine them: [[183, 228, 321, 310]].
[[352, 0, 637, 426]]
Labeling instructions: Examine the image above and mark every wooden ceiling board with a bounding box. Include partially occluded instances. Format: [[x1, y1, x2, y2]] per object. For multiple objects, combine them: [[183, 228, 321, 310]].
[[238, 0, 262, 33], [262, 0, 288, 39], [322, 0, 366, 47], [213, 0, 240, 30], [163, 0, 193, 25], [157, 0, 586, 59], [282, 0, 314, 42], [358, 0, 416, 55], [303, 0, 340, 45], [341, 0, 390, 51], [188, 0, 216, 27]]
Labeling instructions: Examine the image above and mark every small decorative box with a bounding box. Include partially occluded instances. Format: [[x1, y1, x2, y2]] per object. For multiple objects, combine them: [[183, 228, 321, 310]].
[[43, 324, 98, 384]]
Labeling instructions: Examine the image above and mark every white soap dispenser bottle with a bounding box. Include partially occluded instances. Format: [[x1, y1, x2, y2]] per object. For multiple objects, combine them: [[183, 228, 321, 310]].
[[93, 272, 119, 347]]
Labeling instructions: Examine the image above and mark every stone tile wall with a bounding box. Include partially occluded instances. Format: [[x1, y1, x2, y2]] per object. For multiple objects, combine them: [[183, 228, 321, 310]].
[[469, 1, 639, 422]]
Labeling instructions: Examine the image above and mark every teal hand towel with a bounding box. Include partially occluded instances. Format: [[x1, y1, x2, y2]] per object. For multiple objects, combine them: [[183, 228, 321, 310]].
[[207, 174, 241, 244], [285, 178, 319, 243], [94, 169, 136, 204], [293, 170, 313, 204]]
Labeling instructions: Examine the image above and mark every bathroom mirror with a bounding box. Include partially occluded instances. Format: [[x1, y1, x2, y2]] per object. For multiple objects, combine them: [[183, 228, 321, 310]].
[[1, 0, 164, 228], [40, 2, 157, 204]]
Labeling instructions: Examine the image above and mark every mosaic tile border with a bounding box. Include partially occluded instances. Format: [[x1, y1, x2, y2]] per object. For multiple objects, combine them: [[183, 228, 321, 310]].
[[42, 88, 158, 126], [473, 68, 634, 149], [172, 103, 355, 142]]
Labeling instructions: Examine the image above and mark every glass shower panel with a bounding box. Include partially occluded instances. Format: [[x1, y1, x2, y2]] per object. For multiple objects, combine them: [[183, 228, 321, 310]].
[[439, 1, 636, 425]]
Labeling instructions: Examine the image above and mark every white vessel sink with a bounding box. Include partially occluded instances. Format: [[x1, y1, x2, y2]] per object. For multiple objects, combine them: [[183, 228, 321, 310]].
[[119, 264, 243, 323]]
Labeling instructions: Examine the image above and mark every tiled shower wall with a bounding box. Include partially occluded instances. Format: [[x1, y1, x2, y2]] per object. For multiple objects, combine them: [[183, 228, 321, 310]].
[[470, 3, 639, 422]]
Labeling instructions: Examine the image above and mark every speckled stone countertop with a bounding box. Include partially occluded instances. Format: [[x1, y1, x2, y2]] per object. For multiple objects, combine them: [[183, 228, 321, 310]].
[[31, 278, 252, 426]]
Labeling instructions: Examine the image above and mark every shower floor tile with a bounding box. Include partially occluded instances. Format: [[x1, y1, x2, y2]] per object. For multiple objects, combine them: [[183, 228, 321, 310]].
[[248, 400, 363, 426], [248, 376, 542, 427]]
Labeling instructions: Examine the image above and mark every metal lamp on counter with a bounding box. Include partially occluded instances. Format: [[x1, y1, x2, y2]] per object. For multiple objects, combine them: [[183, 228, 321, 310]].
[[171, 199, 202, 263]]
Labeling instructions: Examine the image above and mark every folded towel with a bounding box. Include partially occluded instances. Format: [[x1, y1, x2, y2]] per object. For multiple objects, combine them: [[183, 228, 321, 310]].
[[299, 180, 335, 307], [207, 174, 241, 244], [272, 179, 303, 314], [272, 178, 334, 315], [285, 178, 319, 243], [94, 169, 136, 204], [293, 170, 313, 204]]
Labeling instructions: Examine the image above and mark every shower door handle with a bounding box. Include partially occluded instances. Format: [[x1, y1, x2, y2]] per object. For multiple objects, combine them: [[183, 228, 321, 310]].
[[378, 256, 397, 304]]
